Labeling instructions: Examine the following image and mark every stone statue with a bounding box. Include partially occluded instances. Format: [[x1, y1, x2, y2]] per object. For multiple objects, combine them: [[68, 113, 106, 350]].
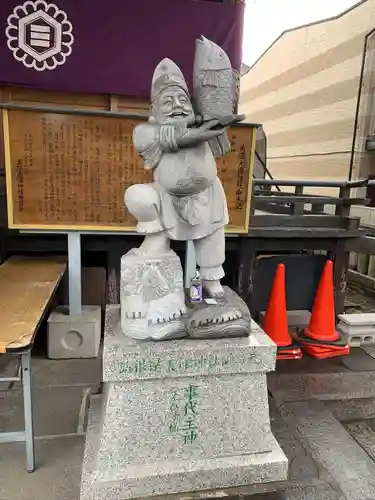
[[120, 36, 250, 340]]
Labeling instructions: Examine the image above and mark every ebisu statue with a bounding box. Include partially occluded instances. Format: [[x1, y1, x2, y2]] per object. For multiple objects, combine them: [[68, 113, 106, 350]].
[[120, 36, 251, 340]]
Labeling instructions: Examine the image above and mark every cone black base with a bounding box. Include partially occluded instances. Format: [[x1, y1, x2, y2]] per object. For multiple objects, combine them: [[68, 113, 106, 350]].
[[294, 331, 350, 359], [297, 330, 348, 348]]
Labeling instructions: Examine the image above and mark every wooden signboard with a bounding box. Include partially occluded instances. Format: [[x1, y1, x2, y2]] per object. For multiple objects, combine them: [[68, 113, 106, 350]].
[[3, 109, 256, 233]]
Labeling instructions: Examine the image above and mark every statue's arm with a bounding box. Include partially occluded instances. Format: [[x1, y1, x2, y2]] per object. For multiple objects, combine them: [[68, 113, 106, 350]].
[[133, 123, 189, 169], [133, 121, 227, 169], [133, 123, 164, 170]]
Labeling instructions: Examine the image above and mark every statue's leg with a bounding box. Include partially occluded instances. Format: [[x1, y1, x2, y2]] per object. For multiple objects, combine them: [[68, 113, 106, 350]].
[[125, 184, 169, 255], [194, 227, 225, 297]]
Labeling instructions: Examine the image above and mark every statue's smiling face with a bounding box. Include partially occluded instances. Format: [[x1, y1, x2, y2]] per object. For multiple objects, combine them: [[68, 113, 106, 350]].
[[154, 86, 194, 124]]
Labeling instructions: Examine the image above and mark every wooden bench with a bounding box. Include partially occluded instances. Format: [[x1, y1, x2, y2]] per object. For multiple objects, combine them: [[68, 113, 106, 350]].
[[0, 256, 66, 472]]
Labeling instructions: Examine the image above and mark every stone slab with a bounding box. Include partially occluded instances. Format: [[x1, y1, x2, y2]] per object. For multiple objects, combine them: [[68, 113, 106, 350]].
[[269, 400, 323, 483], [338, 313, 375, 326], [324, 398, 375, 422], [345, 421, 375, 461], [268, 372, 375, 401], [340, 348, 375, 371], [249, 484, 345, 500], [166, 484, 344, 500], [103, 305, 276, 382], [362, 345, 375, 360], [80, 397, 288, 500], [275, 357, 347, 375], [282, 485, 345, 500], [278, 400, 375, 500]]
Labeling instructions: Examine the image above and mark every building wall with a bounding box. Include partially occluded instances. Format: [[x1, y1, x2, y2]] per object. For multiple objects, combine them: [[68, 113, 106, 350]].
[[239, 0, 375, 196]]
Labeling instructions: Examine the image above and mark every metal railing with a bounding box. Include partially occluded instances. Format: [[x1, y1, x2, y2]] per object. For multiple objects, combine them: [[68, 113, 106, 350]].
[[253, 178, 374, 214], [249, 178, 375, 234]]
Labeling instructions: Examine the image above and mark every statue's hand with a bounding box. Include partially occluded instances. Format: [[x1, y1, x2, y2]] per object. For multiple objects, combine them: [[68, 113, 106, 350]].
[[177, 119, 227, 147]]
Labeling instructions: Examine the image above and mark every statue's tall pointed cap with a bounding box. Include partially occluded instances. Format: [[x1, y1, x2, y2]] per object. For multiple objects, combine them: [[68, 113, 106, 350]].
[[151, 58, 189, 102]]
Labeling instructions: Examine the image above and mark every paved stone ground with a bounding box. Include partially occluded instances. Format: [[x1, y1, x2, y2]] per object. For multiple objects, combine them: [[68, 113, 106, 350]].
[[1, 286, 375, 500]]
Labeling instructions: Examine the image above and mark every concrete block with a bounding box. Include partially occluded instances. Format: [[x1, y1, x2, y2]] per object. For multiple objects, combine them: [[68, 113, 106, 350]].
[[352, 206, 371, 226], [348, 269, 375, 290], [337, 324, 375, 347], [369, 207, 375, 228], [338, 313, 375, 326], [47, 306, 101, 359], [259, 309, 311, 329], [368, 255, 375, 278], [349, 252, 358, 270], [357, 254, 370, 274], [338, 314, 375, 346]]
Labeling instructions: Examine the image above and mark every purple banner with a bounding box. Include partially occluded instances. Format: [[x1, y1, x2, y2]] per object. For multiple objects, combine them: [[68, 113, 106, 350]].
[[0, 0, 244, 97]]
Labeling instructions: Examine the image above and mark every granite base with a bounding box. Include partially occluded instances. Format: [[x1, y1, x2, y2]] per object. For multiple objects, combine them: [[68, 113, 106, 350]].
[[80, 306, 288, 500], [81, 397, 287, 500]]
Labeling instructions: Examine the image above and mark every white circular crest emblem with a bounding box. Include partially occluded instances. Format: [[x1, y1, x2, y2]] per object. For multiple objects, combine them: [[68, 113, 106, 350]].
[[5, 0, 74, 71]]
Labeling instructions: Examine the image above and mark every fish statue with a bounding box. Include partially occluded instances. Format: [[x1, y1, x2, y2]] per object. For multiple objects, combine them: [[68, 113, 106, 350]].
[[193, 36, 245, 157]]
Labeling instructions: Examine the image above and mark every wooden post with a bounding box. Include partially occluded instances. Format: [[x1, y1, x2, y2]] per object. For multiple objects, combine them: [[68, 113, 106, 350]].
[[333, 240, 349, 317], [291, 185, 304, 215], [336, 186, 351, 217]]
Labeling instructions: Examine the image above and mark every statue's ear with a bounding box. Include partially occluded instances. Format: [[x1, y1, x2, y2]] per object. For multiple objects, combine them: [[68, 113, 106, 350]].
[[148, 103, 156, 123]]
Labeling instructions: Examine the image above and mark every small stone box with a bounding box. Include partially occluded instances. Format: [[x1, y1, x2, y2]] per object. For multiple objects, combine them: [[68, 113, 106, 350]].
[[337, 313, 375, 347], [47, 305, 101, 359], [80, 306, 288, 500], [259, 309, 311, 329]]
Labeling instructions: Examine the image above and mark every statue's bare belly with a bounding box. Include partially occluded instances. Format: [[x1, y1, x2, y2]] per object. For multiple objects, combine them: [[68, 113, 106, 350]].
[[154, 143, 217, 196]]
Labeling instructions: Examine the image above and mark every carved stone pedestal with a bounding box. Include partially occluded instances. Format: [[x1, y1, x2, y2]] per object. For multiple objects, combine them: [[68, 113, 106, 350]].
[[80, 306, 288, 500], [120, 248, 187, 340]]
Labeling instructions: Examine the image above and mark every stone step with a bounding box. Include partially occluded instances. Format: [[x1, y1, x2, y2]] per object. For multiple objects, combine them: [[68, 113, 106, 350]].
[[344, 421, 375, 462], [324, 398, 375, 422], [278, 400, 375, 500], [268, 372, 375, 402], [249, 484, 345, 500]]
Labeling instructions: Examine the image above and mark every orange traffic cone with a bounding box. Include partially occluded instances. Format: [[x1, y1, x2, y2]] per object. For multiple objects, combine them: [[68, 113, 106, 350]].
[[263, 264, 302, 360], [305, 260, 339, 342], [296, 260, 349, 359]]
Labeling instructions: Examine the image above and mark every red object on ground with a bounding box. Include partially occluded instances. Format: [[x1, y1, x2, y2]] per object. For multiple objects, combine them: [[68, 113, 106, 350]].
[[277, 348, 304, 360], [301, 343, 350, 359], [297, 260, 349, 359], [263, 263, 302, 360], [304, 260, 340, 342]]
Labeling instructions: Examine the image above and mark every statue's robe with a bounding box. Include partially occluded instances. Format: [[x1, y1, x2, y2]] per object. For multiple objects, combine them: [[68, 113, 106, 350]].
[[133, 122, 228, 241]]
